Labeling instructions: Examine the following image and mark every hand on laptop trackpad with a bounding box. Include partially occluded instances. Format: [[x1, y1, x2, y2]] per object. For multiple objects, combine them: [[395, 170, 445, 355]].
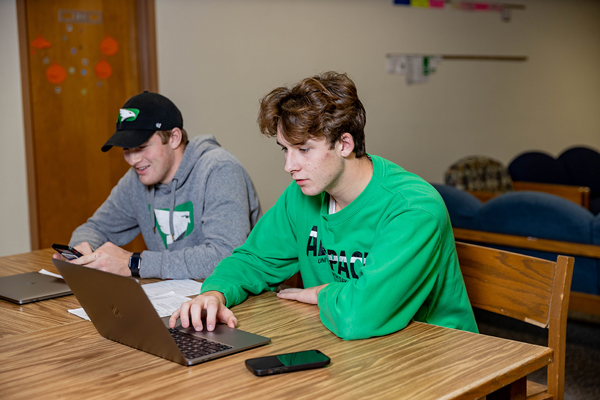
[[160, 316, 224, 332]]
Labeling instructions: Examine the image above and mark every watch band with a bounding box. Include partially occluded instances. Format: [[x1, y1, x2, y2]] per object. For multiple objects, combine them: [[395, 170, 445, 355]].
[[129, 252, 142, 277]]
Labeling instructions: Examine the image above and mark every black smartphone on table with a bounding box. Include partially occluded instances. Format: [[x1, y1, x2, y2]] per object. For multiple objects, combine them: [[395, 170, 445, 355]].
[[245, 350, 330, 376], [52, 244, 84, 260]]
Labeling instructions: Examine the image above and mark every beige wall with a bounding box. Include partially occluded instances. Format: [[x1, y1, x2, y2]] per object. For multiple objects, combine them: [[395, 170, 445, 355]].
[[0, 0, 30, 257], [2, 0, 600, 256], [155, 0, 600, 210]]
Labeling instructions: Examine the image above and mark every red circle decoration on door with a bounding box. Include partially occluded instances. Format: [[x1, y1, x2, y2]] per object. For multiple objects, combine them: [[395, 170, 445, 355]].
[[100, 35, 119, 56], [94, 58, 113, 79], [46, 62, 67, 84]]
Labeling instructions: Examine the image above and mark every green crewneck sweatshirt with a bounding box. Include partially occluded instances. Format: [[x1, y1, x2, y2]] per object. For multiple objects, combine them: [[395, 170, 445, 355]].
[[201, 155, 478, 339]]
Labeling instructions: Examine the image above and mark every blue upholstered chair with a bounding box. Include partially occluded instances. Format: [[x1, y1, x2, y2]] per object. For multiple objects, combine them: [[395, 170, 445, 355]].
[[559, 147, 600, 214], [508, 146, 600, 214], [431, 183, 600, 297], [508, 151, 569, 184]]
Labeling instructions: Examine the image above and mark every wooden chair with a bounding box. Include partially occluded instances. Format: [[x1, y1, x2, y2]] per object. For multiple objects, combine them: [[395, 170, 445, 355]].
[[454, 228, 600, 317], [455, 242, 574, 400], [512, 181, 590, 210]]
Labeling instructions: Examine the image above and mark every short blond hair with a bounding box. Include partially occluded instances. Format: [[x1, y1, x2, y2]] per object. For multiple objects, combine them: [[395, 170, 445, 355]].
[[155, 128, 189, 148]]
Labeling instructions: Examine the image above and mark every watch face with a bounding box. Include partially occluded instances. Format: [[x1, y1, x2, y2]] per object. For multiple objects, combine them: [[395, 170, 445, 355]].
[[129, 253, 141, 277]]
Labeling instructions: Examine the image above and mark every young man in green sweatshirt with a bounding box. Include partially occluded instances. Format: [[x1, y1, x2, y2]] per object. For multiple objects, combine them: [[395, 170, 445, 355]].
[[170, 72, 478, 339]]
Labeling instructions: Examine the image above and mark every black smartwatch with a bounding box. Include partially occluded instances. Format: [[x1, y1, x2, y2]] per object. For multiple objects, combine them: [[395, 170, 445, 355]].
[[129, 252, 142, 277]]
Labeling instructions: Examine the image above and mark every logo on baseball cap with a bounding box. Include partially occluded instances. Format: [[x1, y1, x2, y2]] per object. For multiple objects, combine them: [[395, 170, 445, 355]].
[[101, 91, 183, 152]]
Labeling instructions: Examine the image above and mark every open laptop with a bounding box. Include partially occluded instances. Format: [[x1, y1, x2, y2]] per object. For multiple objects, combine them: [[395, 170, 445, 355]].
[[0, 272, 72, 304], [53, 259, 270, 366]]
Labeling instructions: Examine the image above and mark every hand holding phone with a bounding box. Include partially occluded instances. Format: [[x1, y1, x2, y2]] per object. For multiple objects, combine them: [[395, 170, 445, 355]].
[[52, 244, 84, 260], [245, 350, 330, 376]]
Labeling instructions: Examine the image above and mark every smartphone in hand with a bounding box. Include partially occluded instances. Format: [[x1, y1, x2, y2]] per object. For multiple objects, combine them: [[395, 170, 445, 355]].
[[52, 244, 84, 260], [245, 350, 330, 376]]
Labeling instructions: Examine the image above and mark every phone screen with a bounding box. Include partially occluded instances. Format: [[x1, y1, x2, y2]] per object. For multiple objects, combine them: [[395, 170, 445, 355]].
[[52, 244, 83, 260], [245, 350, 330, 376]]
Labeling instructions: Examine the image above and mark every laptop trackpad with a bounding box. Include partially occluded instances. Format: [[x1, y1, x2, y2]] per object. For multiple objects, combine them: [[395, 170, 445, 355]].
[[160, 316, 261, 348], [160, 316, 231, 336]]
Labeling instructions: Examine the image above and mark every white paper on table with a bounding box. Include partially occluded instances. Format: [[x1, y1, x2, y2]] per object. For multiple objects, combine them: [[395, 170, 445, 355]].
[[148, 291, 194, 317], [39, 269, 63, 279], [68, 288, 196, 321], [69, 308, 91, 321], [141, 280, 202, 297]]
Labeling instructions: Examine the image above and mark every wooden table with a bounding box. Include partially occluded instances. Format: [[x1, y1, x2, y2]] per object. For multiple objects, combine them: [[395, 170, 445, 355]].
[[0, 249, 82, 339], [0, 250, 553, 399]]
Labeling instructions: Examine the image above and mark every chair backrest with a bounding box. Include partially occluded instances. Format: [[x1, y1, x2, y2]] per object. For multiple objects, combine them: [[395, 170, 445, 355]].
[[558, 146, 600, 195], [508, 151, 570, 185], [455, 242, 574, 400]]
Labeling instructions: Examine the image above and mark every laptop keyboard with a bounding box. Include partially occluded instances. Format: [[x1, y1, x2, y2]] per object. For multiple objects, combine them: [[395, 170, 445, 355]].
[[168, 328, 233, 359]]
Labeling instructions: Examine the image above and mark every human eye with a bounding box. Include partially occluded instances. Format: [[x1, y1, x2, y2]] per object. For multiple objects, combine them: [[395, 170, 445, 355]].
[[299, 148, 309, 153]]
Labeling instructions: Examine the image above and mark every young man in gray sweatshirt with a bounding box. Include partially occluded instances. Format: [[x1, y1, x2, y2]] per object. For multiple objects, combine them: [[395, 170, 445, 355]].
[[53, 91, 261, 279]]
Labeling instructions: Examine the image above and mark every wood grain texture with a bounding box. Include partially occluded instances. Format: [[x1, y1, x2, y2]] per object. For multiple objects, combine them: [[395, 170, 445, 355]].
[[19, 0, 156, 250], [512, 181, 590, 209], [0, 248, 158, 338], [569, 291, 600, 317], [453, 228, 600, 259], [456, 242, 574, 400], [453, 227, 600, 317], [0, 294, 552, 400], [465, 182, 590, 208], [0, 250, 553, 399], [456, 243, 556, 327], [0, 248, 57, 277]]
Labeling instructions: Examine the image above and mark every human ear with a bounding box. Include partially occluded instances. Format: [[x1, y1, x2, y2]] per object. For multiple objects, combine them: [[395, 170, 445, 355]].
[[339, 133, 355, 157], [170, 128, 183, 149]]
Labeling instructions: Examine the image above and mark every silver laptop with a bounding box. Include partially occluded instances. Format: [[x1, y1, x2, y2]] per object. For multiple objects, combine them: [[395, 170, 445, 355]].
[[0, 272, 72, 304], [53, 259, 270, 366]]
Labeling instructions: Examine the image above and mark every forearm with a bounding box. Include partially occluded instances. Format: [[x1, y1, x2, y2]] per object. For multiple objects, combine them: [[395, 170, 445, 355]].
[[69, 222, 110, 250], [201, 247, 300, 308]]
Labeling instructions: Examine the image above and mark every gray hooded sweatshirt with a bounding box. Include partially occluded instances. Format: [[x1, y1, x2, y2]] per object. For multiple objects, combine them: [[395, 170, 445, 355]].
[[69, 135, 262, 279]]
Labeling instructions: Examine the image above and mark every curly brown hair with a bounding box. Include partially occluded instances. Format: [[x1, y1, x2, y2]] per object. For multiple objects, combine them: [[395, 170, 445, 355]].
[[257, 72, 367, 157]]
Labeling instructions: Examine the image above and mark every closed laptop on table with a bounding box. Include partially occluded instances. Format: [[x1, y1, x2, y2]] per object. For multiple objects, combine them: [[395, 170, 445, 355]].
[[52, 259, 270, 366], [0, 272, 72, 304]]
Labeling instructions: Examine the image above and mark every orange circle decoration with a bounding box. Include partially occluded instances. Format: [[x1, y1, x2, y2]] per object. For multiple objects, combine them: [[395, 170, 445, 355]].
[[46, 62, 67, 84], [94, 58, 113, 79], [100, 35, 119, 56]]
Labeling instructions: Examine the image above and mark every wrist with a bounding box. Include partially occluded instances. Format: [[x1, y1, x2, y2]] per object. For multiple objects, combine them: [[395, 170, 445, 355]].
[[202, 290, 226, 306], [315, 283, 328, 297], [128, 252, 142, 277]]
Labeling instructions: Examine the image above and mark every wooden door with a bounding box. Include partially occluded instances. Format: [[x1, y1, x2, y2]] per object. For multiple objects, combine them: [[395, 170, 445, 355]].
[[18, 0, 156, 251]]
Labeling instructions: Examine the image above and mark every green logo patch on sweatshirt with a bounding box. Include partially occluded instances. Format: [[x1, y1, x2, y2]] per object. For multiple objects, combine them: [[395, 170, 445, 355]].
[[150, 201, 195, 248]]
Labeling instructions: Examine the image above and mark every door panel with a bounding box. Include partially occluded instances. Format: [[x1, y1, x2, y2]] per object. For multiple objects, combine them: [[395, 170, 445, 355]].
[[21, 0, 153, 251]]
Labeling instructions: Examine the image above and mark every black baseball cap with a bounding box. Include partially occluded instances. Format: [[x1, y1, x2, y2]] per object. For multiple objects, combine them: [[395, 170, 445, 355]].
[[101, 91, 183, 152]]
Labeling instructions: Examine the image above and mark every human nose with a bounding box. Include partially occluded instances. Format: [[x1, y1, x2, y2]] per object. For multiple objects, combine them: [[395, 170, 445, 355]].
[[124, 150, 141, 166], [284, 150, 299, 174]]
